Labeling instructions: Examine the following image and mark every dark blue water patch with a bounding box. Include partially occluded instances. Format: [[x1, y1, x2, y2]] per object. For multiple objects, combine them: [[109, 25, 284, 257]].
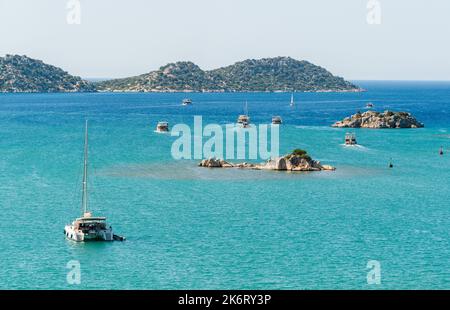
[[1, 81, 449, 128]]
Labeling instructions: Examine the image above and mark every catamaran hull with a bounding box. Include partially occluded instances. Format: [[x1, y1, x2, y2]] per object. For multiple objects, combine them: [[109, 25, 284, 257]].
[[64, 225, 114, 242]]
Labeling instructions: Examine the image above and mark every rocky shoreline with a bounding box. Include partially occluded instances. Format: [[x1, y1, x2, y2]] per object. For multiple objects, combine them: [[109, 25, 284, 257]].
[[97, 88, 365, 94], [332, 111, 424, 129], [199, 150, 335, 172]]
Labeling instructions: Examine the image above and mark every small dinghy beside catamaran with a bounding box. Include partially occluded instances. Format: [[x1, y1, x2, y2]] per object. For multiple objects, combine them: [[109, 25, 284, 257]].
[[64, 121, 125, 242]]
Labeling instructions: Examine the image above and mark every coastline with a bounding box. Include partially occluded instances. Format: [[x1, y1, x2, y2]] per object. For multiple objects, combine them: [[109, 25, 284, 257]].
[[95, 88, 365, 94], [0, 88, 365, 94]]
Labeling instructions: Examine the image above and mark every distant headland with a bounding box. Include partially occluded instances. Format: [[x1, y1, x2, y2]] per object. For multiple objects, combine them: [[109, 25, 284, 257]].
[[0, 55, 94, 93], [0, 55, 362, 93]]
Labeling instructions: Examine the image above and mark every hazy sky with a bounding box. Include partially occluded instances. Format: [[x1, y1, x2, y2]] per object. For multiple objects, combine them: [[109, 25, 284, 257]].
[[0, 0, 449, 80]]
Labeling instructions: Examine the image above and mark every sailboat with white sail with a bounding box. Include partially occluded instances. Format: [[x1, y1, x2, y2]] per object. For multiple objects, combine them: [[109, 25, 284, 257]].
[[64, 121, 125, 242]]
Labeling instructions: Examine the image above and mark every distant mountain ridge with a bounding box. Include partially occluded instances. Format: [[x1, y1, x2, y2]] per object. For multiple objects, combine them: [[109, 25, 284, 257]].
[[0, 55, 361, 93], [97, 57, 362, 93], [0, 55, 95, 93]]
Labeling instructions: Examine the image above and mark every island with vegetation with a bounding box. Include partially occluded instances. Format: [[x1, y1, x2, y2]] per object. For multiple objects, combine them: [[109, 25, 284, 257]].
[[332, 111, 424, 128], [0, 55, 95, 93], [198, 149, 336, 172], [0, 55, 361, 93], [96, 57, 362, 93]]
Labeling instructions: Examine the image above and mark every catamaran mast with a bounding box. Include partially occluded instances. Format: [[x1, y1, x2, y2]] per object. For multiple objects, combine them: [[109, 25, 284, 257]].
[[81, 120, 88, 216]]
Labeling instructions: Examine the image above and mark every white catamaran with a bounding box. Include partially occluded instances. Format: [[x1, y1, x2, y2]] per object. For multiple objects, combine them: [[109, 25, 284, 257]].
[[64, 121, 125, 242]]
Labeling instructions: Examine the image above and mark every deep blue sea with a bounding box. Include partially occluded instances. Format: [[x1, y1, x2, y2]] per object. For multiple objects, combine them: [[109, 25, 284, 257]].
[[0, 81, 449, 289]]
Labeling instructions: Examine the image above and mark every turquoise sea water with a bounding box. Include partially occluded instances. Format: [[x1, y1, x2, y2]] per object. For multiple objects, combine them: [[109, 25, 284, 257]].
[[0, 81, 449, 289]]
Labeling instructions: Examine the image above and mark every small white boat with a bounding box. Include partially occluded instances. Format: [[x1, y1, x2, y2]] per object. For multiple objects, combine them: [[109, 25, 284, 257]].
[[272, 116, 282, 124], [241, 121, 250, 128], [155, 121, 169, 133], [182, 99, 192, 106], [237, 115, 250, 124], [290, 93, 295, 107], [64, 121, 124, 242], [366, 102, 374, 108], [345, 132, 357, 145], [237, 101, 250, 127]]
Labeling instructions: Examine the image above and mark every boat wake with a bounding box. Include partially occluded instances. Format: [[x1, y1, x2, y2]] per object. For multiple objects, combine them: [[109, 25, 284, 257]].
[[435, 134, 450, 139], [295, 125, 335, 131], [233, 124, 255, 131], [340, 144, 368, 150]]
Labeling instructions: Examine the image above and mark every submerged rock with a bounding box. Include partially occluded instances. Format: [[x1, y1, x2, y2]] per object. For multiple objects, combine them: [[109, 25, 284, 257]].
[[199, 158, 234, 168], [332, 111, 424, 129]]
